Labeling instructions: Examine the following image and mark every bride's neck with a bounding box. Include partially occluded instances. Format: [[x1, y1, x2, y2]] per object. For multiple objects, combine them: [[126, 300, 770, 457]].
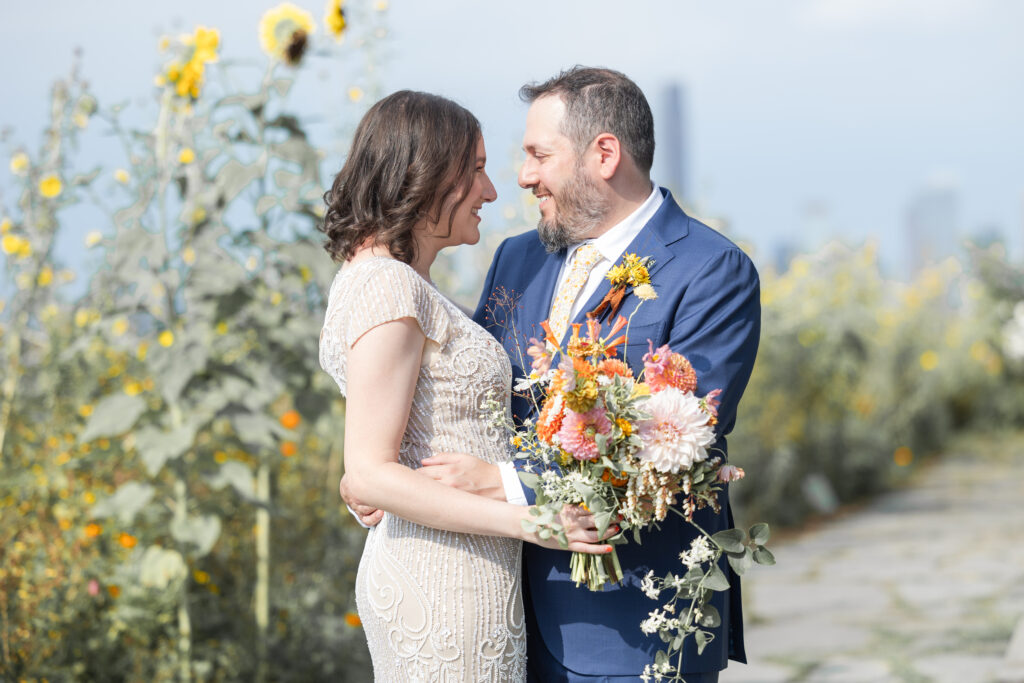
[[348, 239, 437, 282]]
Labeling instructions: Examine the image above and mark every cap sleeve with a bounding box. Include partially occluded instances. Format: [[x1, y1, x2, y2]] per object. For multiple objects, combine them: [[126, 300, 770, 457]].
[[342, 259, 451, 347]]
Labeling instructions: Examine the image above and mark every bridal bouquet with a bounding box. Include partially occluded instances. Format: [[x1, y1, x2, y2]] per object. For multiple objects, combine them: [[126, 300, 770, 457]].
[[485, 260, 773, 682]]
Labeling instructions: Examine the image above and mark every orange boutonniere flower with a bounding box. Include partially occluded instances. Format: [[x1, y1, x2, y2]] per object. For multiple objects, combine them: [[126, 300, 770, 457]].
[[591, 253, 655, 320]]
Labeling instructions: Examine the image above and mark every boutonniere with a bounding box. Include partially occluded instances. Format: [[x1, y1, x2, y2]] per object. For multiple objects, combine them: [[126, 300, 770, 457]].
[[591, 253, 657, 320]]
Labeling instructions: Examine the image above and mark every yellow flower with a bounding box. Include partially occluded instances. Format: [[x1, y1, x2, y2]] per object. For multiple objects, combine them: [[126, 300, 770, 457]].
[[37, 267, 53, 286], [9, 152, 29, 175], [118, 532, 138, 549], [164, 26, 219, 100], [374, 0, 388, 10], [270, 291, 283, 305], [260, 3, 315, 66], [112, 318, 129, 336], [78, 403, 94, 418], [299, 265, 312, 283], [0, 217, 10, 234], [107, 585, 121, 598], [84, 491, 96, 504], [190, 207, 207, 224], [215, 321, 229, 335], [114, 169, 130, 184], [182, 246, 196, 264], [84, 522, 102, 538], [347, 86, 364, 102], [214, 450, 229, 463], [193, 569, 210, 584], [893, 446, 913, 467], [158, 35, 171, 51], [159, 330, 174, 347], [73, 112, 89, 128], [631, 382, 650, 397], [2, 234, 31, 259], [137, 341, 149, 361], [178, 148, 196, 164], [325, 0, 347, 39], [124, 381, 143, 396], [85, 231, 103, 247], [919, 350, 939, 371], [39, 175, 62, 198]]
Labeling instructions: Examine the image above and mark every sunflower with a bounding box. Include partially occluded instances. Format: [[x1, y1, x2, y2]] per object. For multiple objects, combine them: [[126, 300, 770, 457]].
[[260, 3, 315, 66], [163, 26, 220, 99], [324, 0, 347, 40]]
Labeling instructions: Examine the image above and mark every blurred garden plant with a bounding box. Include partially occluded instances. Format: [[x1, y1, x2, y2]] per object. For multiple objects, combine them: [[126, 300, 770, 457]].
[[0, 3, 388, 680]]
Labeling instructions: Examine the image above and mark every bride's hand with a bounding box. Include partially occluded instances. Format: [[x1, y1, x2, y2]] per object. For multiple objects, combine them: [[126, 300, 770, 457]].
[[525, 504, 620, 554]]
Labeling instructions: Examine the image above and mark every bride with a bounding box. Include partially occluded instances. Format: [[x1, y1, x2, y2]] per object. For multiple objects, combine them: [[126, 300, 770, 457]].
[[317, 91, 614, 682]]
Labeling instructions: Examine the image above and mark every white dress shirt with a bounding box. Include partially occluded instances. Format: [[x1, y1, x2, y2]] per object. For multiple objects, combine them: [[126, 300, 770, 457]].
[[499, 183, 664, 505]]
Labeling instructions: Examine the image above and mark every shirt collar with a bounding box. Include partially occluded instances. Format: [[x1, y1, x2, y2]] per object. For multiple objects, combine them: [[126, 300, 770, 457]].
[[568, 182, 664, 263]]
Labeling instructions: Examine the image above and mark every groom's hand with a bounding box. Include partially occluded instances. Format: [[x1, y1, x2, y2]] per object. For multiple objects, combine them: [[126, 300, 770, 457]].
[[419, 452, 506, 501], [339, 474, 384, 527]]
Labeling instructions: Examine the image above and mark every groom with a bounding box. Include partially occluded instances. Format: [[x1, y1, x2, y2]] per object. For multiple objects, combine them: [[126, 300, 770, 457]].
[[352, 67, 760, 681]]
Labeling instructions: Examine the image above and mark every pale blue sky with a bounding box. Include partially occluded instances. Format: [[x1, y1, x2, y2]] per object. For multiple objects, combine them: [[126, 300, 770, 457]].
[[3, 0, 1023, 278]]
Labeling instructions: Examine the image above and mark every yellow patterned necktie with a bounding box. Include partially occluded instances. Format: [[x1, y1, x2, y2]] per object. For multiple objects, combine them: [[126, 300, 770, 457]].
[[548, 243, 603, 344]]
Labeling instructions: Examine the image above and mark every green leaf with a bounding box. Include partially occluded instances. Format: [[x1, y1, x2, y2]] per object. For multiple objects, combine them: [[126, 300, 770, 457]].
[[694, 629, 710, 654], [749, 522, 771, 546], [139, 545, 188, 590], [518, 471, 540, 491], [91, 482, 155, 524], [255, 195, 277, 216], [79, 394, 147, 443], [205, 461, 255, 500], [753, 546, 776, 566], [728, 548, 753, 575], [170, 514, 222, 557], [704, 565, 730, 591], [711, 528, 745, 553], [699, 604, 721, 628], [655, 650, 669, 667], [135, 423, 197, 477]]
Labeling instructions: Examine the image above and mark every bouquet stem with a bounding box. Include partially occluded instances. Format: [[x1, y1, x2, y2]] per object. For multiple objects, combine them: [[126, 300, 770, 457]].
[[570, 547, 623, 591]]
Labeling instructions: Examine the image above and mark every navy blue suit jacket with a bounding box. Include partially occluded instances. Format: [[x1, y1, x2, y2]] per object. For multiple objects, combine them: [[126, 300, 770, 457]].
[[472, 189, 759, 676]]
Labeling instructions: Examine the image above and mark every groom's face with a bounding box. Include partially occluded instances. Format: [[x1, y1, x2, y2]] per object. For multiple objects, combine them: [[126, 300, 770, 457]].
[[519, 95, 608, 252]]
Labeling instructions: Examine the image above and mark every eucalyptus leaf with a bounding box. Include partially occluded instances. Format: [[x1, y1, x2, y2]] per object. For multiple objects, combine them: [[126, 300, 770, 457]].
[[749, 522, 771, 546], [79, 394, 147, 443], [753, 546, 776, 566], [518, 471, 540, 491], [694, 629, 709, 654], [711, 528, 745, 553], [698, 604, 721, 628], [727, 548, 754, 575], [704, 564, 730, 591]]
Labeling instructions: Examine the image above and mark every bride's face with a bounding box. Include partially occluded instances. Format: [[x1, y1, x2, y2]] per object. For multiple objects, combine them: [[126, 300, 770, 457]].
[[431, 136, 497, 249]]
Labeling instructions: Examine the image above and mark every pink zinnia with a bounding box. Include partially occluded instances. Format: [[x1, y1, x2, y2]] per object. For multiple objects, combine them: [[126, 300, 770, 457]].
[[557, 406, 612, 461], [643, 341, 698, 394]]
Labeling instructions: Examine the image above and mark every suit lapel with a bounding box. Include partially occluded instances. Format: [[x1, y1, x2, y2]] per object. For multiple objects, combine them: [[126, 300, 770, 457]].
[[571, 189, 689, 331], [513, 247, 565, 343]]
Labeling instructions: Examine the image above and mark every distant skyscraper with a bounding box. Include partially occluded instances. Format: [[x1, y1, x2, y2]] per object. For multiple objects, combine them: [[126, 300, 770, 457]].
[[657, 83, 688, 201], [904, 178, 960, 275]]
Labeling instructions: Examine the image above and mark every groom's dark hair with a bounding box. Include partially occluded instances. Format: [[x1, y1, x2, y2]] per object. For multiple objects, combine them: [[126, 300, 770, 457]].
[[520, 66, 654, 175]]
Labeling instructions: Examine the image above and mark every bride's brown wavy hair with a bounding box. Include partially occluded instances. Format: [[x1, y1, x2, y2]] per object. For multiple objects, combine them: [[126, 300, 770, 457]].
[[320, 90, 481, 264]]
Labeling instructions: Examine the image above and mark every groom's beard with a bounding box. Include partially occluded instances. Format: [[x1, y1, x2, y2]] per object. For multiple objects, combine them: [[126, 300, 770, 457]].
[[537, 165, 610, 253]]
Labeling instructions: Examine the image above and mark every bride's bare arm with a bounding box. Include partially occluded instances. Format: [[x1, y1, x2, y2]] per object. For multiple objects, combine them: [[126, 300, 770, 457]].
[[341, 317, 612, 553]]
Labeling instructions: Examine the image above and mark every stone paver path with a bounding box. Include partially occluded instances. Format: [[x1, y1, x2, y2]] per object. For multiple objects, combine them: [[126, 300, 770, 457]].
[[726, 434, 1024, 683]]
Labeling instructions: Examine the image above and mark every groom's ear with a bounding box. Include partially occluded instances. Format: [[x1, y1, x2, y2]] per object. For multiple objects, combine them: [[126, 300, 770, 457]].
[[593, 133, 622, 180]]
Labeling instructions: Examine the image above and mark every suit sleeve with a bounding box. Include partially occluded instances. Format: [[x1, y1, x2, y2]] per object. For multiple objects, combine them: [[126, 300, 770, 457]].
[[667, 249, 761, 445]]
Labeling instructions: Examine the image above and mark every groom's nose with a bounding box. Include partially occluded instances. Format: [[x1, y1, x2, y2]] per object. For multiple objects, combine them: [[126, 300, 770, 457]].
[[518, 156, 538, 189]]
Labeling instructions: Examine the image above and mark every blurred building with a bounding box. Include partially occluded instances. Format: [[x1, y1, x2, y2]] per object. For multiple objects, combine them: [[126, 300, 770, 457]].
[[904, 177, 960, 275], [656, 82, 688, 202]]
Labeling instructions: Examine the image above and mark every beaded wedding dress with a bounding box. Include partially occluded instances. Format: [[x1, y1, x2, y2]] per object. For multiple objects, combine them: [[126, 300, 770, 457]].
[[319, 257, 526, 682]]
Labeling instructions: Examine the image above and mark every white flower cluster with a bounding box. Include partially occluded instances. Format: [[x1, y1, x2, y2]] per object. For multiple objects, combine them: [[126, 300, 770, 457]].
[[640, 570, 661, 599], [679, 535, 716, 570], [640, 660, 675, 682], [1003, 301, 1024, 361]]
